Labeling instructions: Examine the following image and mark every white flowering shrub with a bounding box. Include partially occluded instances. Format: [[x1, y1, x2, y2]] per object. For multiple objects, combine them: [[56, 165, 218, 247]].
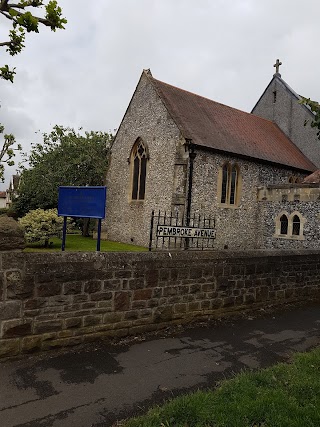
[[19, 208, 64, 247]]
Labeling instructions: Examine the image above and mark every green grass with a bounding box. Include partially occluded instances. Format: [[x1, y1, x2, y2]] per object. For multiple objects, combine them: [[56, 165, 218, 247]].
[[24, 234, 147, 252], [124, 347, 320, 427]]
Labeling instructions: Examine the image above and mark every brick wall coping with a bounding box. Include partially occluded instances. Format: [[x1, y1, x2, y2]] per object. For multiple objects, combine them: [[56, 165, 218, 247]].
[[258, 183, 320, 190], [1, 249, 318, 263], [10, 249, 320, 262]]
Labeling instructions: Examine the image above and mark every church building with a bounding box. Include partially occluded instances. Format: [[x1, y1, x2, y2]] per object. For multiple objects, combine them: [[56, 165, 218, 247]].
[[103, 62, 320, 250]]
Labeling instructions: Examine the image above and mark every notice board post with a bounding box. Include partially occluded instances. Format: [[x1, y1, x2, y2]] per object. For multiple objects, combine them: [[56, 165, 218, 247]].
[[58, 186, 107, 252], [61, 216, 68, 251]]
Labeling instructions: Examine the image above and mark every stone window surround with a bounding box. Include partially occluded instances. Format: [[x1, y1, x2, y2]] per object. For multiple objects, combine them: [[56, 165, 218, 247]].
[[274, 210, 306, 240], [128, 137, 149, 203], [217, 162, 242, 208], [288, 175, 300, 184]]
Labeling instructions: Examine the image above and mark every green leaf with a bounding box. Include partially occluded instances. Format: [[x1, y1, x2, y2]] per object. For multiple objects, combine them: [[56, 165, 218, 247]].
[[0, 1, 66, 81], [0, 65, 16, 82]]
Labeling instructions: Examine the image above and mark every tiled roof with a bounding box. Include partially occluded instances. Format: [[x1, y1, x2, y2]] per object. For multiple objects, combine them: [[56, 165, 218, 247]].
[[303, 170, 320, 183], [149, 75, 316, 172]]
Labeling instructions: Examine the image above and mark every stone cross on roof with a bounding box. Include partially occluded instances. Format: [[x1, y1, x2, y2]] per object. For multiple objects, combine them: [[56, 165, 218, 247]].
[[273, 59, 282, 76]]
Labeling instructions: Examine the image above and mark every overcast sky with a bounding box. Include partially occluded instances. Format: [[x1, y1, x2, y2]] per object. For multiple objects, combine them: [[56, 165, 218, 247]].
[[1, 0, 319, 189]]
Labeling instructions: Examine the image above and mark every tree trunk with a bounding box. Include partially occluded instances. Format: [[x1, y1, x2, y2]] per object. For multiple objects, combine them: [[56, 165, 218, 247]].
[[82, 218, 90, 237]]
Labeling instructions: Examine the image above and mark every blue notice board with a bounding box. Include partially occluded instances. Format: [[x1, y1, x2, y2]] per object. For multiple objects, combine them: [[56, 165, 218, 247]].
[[58, 186, 107, 219]]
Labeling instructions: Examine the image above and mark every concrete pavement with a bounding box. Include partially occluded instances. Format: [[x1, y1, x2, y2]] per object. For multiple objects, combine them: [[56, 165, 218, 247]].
[[0, 304, 319, 427]]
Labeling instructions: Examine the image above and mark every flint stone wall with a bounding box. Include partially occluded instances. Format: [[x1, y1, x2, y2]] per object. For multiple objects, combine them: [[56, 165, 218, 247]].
[[103, 72, 183, 247], [190, 150, 306, 250], [257, 185, 320, 249], [259, 200, 320, 249], [252, 76, 320, 168], [1, 250, 320, 358]]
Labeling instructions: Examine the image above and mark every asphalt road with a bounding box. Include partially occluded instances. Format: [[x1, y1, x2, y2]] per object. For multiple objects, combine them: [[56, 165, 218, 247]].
[[0, 304, 319, 427]]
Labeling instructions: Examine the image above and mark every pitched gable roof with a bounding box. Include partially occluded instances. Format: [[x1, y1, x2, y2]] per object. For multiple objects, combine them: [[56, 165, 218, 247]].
[[148, 72, 315, 172], [303, 170, 320, 184], [251, 74, 315, 117]]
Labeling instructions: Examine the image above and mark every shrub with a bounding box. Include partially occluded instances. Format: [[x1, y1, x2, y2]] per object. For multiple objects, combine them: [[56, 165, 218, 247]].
[[19, 208, 64, 247]]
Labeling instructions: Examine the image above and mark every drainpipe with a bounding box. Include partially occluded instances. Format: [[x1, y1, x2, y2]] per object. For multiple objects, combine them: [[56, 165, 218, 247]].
[[186, 139, 196, 227]]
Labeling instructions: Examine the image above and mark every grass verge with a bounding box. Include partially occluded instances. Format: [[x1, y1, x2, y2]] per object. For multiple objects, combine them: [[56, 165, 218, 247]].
[[124, 347, 320, 427], [24, 234, 147, 252]]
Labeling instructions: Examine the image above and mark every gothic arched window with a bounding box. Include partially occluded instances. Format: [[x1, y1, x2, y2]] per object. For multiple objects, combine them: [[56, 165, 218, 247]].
[[275, 211, 305, 240], [280, 214, 288, 235], [131, 139, 148, 200], [292, 215, 300, 236], [220, 163, 229, 204], [219, 163, 240, 206], [230, 165, 239, 205]]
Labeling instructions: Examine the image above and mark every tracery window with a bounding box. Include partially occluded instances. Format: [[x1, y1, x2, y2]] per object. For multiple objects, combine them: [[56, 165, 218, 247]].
[[219, 163, 240, 206], [130, 139, 148, 201]]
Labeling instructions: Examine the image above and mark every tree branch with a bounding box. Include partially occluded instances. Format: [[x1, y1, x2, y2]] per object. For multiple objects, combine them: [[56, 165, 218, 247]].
[[4, 7, 58, 28], [0, 9, 20, 25], [0, 1, 43, 11], [0, 41, 12, 47], [0, 1, 66, 81], [0, 0, 9, 12], [3, 3, 28, 9]]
